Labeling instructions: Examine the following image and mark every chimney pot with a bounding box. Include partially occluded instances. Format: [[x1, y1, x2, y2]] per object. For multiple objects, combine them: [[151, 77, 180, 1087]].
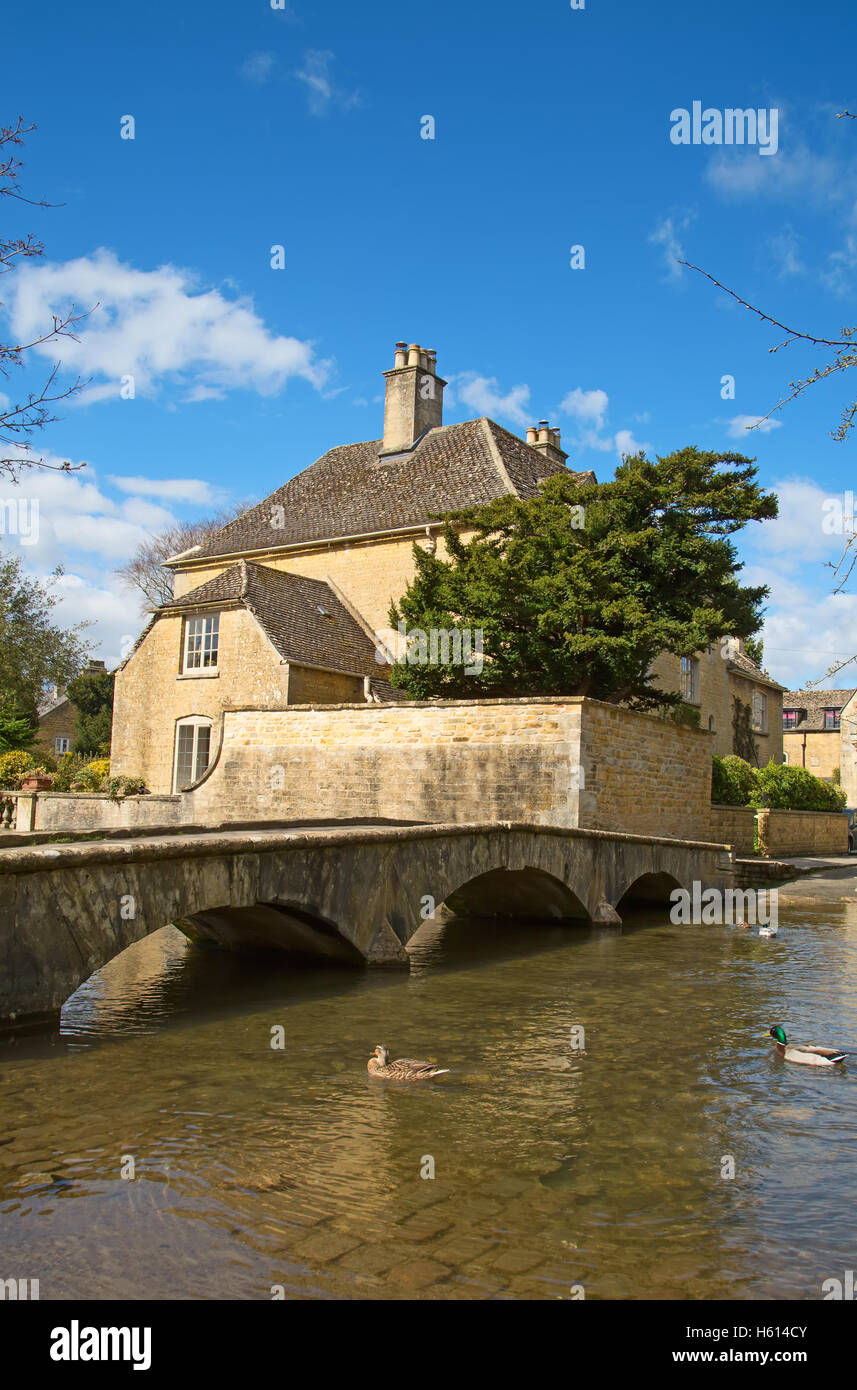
[[526, 426, 538, 444], [382, 341, 446, 451]]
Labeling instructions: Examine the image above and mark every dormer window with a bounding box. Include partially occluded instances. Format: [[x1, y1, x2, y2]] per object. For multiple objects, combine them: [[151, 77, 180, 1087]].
[[183, 614, 219, 673], [783, 708, 800, 729], [823, 708, 841, 730]]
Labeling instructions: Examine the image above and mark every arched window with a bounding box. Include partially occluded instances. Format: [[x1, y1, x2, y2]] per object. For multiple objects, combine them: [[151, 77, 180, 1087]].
[[173, 717, 213, 791]]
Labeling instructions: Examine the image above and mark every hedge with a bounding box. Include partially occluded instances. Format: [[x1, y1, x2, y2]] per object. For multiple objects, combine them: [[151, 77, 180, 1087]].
[[713, 754, 847, 812]]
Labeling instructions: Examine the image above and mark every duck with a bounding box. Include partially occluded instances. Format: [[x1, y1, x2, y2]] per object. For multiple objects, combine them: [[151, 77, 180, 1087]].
[[759, 924, 778, 937], [367, 1044, 450, 1081], [767, 1025, 847, 1067]]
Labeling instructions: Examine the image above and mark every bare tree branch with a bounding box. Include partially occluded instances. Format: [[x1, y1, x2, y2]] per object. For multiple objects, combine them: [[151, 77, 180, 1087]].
[[0, 118, 94, 480]]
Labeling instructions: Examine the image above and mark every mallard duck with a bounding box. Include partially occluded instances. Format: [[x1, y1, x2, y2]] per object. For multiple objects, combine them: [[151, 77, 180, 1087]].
[[768, 1025, 847, 1066], [366, 1044, 449, 1081], [759, 924, 778, 937]]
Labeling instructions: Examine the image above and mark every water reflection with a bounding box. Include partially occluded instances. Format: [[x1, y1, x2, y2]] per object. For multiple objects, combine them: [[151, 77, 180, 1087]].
[[2, 879, 856, 1300]]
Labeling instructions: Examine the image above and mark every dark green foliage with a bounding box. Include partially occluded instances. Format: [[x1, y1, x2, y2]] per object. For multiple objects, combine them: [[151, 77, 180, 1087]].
[[731, 697, 759, 763], [67, 667, 114, 756], [712, 754, 846, 811], [712, 753, 758, 805], [0, 552, 89, 722], [0, 700, 36, 752], [389, 447, 776, 703], [750, 762, 847, 812], [744, 634, 764, 667]]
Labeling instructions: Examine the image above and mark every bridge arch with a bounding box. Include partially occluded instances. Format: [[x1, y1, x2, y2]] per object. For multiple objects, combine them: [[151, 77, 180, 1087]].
[[443, 867, 589, 922], [0, 822, 735, 1024], [616, 870, 687, 912]]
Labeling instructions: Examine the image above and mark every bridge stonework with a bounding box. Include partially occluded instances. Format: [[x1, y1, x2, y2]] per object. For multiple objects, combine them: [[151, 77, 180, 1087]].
[[0, 822, 733, 1025]]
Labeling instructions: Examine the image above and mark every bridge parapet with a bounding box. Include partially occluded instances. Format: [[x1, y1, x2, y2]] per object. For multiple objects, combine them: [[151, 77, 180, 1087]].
[[0, 821, 733, 1026]]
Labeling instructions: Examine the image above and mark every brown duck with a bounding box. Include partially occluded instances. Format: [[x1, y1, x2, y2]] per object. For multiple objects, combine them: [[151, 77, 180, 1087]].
[[367, 1044, 449, 1081]]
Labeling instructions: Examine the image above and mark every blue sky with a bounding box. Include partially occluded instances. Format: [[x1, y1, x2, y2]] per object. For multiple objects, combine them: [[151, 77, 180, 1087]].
[[3, 0, 857, 689]]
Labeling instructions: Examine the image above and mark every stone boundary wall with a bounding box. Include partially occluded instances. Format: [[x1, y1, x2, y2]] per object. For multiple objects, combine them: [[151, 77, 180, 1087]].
[[1, 792, 183, 834], [3, 697, 718, 842], [709, 805, 757, 855], [190, 698, 585, 829], [187, 695, 716, 840], [577, 701, 713, 842], [756, 808, 849, 857]]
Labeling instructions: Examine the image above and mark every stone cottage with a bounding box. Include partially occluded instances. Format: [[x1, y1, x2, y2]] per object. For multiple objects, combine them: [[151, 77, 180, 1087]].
[[110, 341, 782, 794]]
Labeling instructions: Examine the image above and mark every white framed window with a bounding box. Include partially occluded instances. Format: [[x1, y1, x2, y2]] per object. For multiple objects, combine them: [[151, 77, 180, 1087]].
[[680, 656, 699, 703], [173, 717, 213, 791], [752, 691, 768, 734], [183, 614, 219, 672], [54, 736, 71, 754]]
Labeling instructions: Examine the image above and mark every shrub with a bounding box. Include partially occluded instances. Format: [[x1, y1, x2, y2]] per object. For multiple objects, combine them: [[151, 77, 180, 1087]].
[[50, 753, 93, 792], [712, 754, 757, 806], [105, 775, 148, 799], [750, 761, 847, 812], [0, 749, 36, 789], [86, 758, 111, 782]]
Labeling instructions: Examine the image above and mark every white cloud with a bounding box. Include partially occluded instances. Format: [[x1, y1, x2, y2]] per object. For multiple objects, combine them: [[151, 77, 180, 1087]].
[[295, 50, 361, 117], [6, 250, 333, 403], [107, 475, 219, 504], [557, 387, 651, 458], [0, 451, 235, 661], [613, 428, 649, 458], [727, 414, 784, 438], [705, 140, 849, 207], [449, 372, 531, 426], [239, 52, 276, 84], [753, 590, 857, 690], [558, 387, 608, 431], [769, 225, 806, 277], [648, 211, 695, 281], [748, 477, 844, 567]]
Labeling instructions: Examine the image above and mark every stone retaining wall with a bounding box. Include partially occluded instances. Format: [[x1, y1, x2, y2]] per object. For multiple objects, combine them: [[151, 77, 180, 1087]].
[[756, 808, 849, 857], [709, 804, 757, 854]]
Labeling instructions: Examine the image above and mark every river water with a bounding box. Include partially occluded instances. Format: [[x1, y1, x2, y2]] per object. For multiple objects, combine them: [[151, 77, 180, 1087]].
[[2, 868, 857, 1301]]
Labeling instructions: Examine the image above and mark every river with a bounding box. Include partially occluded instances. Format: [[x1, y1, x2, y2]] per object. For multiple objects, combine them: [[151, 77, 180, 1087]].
[[2, 866, 856, 1300]]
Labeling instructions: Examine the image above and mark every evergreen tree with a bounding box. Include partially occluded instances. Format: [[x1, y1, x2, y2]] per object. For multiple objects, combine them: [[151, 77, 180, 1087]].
[[389, 447, 777, 704]]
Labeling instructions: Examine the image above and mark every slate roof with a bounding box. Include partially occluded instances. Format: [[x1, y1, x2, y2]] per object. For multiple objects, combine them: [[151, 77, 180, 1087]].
[[178, 418, 596, 563], [163, 559, 399, 690], [782, 687, 857, 732], [727, 650, 787, 693]]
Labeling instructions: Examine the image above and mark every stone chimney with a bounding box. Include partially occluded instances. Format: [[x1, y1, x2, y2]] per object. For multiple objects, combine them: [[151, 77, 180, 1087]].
[[381, 342, 445, 454], [526, 419, 567, 467]]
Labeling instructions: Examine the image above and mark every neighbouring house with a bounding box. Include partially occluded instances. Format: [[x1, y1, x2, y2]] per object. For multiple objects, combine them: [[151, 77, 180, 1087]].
[[651, 643, 784, 765], [836, 689, 857, 806], [110, 340, 782, 795], [782, 688, 856, 784], [35, 660, 109, 760]]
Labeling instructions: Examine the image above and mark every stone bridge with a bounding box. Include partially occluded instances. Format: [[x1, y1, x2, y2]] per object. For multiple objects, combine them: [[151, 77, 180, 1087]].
[[0, 821, 734, 1025]]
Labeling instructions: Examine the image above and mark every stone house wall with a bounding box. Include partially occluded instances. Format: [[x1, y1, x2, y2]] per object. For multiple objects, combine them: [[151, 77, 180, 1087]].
[[111, 605, 362, 793], [783, 729, 842, 781], [34, 701, 76, 759], [841, 692, 857, 807]]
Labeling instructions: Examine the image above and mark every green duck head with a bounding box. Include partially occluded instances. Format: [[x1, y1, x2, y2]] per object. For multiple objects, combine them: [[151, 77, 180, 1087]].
[[769, 1026, 787, 1045]]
